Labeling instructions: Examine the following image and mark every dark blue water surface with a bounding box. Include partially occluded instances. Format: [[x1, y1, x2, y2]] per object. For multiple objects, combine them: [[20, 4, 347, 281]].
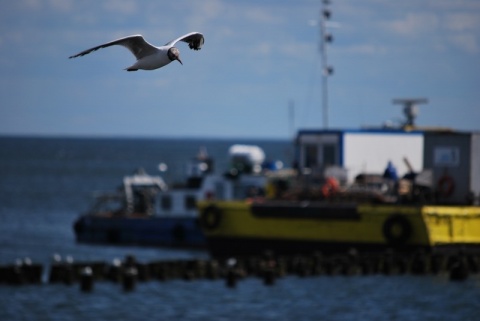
[[0, 136, 479, 321]]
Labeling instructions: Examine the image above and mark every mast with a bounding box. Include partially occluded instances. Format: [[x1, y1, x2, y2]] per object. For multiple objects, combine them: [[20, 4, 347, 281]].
[[320, 0, 333, 129]]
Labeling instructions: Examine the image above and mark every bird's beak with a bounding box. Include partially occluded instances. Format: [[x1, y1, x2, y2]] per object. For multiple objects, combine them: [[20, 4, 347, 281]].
[[177, 57, 183, 65]]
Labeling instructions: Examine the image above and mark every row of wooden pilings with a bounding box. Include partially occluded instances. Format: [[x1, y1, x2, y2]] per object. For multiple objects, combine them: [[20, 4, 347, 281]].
[[1, 250, 478, 292]]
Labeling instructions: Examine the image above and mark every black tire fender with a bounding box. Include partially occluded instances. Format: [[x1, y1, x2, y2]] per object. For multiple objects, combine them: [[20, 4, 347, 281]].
[[200, 205, 222, 230], [382, 214, 412, 246]]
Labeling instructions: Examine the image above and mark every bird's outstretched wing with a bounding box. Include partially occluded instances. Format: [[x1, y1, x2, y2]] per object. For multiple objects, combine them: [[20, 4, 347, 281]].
[[69, 35, 158, 59], [165, 32, 204, 50]]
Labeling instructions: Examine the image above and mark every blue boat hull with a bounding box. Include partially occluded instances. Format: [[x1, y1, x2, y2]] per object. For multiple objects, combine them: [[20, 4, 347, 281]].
[[73, 216, 206, 248]]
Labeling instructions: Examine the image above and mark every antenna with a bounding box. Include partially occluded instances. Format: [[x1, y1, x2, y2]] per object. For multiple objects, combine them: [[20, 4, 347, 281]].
[[320, 0, 334, 129], [392, 98, 428, 127], [289, 99, 295, 138]]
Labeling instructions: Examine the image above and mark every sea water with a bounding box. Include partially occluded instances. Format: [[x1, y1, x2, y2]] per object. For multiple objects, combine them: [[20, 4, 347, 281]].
[[0, 136, 479, 321]]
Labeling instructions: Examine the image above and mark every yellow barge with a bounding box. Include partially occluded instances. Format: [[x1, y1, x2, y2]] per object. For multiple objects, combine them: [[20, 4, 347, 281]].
[[199, 200, 480, 258], [198, 115, 480, 258]]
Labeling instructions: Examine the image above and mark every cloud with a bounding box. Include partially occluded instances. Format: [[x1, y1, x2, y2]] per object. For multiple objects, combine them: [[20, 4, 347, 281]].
[[442, 12, 480, 54], [448, 34, 479, 54], [281, 43, 316, 58], [251, 42, 272, 56], [48, 0, 73, 12], [72, 12, 98, 26], [103, 0, 137, 15], [387, 13, 439, 36], [176, 0, 224, 32], [445, 13, 479, 31], [20, 0, 41, 10], [375, 6, 480, 55], [245, 7, 283, 24], [340, 44, 387, 55]]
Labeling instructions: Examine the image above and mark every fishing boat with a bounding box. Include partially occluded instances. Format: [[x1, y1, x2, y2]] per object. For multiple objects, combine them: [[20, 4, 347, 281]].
[[73, 145, 270, 248], [198, 105, 480, 258]]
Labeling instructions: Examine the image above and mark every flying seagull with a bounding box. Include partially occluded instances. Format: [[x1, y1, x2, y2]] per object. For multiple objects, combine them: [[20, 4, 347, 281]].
[[69, 32, 204, 71]]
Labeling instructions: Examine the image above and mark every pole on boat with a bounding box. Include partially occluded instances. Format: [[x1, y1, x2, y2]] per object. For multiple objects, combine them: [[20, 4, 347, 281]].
[[320, 0, 334, 129]]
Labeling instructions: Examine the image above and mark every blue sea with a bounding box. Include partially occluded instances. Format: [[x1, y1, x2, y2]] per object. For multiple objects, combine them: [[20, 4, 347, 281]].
[[0, 136, 479, 321]]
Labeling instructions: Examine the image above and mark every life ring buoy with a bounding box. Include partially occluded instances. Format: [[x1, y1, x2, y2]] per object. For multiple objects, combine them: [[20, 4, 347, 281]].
[[437, 175, 455, 198], [321, 177, 339, 198], [200, 206, 222, 230], [382, 214, 412, 246]]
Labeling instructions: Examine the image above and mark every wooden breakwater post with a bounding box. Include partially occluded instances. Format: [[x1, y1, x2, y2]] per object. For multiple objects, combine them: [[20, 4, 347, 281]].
[[2, 250, 480, 290], [80, 266, 94, 292]]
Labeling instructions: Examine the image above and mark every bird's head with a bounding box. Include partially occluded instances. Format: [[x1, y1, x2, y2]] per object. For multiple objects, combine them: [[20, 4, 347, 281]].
[[167, 47, 182, 65]]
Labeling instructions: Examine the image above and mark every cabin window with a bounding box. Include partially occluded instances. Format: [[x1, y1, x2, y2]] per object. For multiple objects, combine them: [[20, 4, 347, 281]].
[[323, 144, 336, 166], [303, 143, 337, 169], [161, 195, 172, 210], [304, 144, 318, 168], [185, 195, 196, 209]]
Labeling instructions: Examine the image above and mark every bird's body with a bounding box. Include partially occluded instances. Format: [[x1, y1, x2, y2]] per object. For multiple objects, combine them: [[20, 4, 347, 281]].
[[126, 48, 171, 71], [69, 32, 204, 71]]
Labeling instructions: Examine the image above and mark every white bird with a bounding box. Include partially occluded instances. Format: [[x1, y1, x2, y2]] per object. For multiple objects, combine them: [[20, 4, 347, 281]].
[[69, 32, 204, 71]]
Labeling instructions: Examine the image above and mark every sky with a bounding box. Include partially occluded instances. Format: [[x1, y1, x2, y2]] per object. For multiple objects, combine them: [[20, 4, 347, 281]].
[[1, 0, 479, 139]]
